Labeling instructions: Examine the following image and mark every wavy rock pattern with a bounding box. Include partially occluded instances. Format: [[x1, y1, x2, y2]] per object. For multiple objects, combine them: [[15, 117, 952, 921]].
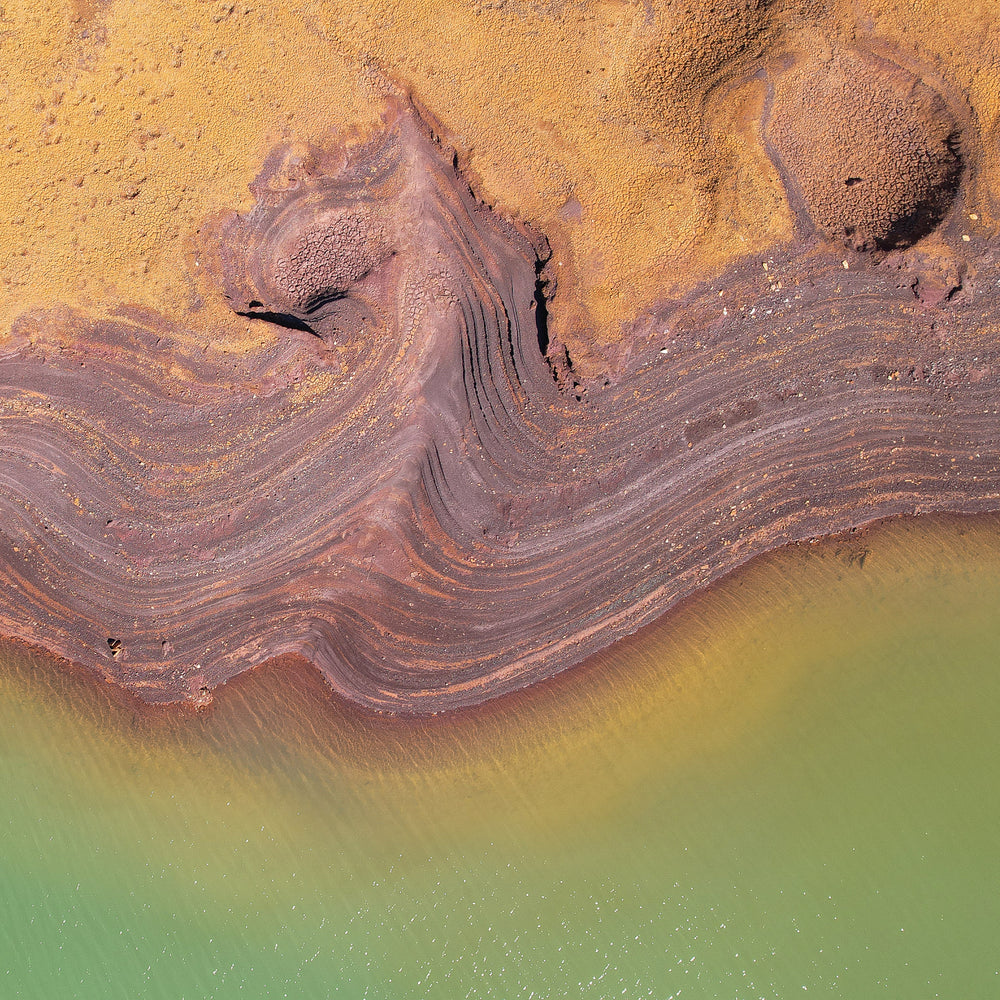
[[2, 93, 1000, 712]]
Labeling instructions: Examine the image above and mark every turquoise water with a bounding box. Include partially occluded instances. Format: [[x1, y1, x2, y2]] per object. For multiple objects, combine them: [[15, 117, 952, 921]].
[[2, 516, 999, 998]]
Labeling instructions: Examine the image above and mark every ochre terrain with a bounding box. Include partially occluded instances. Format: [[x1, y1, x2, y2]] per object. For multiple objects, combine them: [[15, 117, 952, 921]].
[[2, 1, 1000, 711], [0, 0, 997, 368], [0, 99, 998, 711]]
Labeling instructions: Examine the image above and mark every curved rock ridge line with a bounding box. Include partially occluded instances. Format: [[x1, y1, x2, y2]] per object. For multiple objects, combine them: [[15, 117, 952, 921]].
[[2, 95, 1000, 712]]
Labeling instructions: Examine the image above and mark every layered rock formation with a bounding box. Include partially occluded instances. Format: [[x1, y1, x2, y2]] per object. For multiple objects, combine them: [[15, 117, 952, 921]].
[[1, 58, 998, 712]]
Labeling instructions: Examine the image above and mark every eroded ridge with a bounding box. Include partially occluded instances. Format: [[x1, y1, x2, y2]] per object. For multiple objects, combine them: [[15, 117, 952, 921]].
[[1, 93, 1000, 713]]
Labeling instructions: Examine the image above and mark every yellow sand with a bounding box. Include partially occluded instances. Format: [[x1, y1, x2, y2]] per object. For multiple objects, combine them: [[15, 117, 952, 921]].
[[0, 0, 996, 369]]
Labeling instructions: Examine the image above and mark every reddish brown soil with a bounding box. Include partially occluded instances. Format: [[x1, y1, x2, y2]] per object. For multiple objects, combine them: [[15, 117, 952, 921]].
[[1, 88, 999, 713]]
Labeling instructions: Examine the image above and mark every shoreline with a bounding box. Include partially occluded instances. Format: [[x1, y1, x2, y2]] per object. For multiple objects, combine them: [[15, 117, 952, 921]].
[[0, 98, 998, 713], [2, 509, 998, 726]]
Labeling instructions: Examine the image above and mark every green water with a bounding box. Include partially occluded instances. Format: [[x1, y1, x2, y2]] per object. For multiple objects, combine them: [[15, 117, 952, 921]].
[[2, 517, 1000, 998]]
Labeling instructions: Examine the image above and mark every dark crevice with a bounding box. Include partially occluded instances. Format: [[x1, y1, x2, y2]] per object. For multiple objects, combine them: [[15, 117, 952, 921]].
[[237, 309, 316, 334], [533, 259, 550, 358], [301, 289, 347, 315], [534, 256, 581, 399], [562, 345, 576, 375]]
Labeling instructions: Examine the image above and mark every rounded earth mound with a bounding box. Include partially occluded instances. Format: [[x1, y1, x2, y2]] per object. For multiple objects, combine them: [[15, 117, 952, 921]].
[[766, 50, 962, 251]]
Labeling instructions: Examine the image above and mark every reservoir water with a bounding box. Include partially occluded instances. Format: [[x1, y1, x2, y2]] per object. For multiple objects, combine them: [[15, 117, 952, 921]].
[[2, 514, 999, 998]]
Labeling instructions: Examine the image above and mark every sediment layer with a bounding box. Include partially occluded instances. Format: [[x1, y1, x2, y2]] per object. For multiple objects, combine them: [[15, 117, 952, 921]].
[[2, 90, 1000, 712]]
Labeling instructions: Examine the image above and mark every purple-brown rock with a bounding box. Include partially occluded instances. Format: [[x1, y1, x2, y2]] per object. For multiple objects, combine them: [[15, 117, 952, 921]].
[[0, 96, 999, 712]]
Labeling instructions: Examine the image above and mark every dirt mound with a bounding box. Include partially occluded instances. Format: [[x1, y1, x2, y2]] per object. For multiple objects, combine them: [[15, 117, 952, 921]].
[[3, 103, 1000, 713], [766, 50, 962, 251]]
